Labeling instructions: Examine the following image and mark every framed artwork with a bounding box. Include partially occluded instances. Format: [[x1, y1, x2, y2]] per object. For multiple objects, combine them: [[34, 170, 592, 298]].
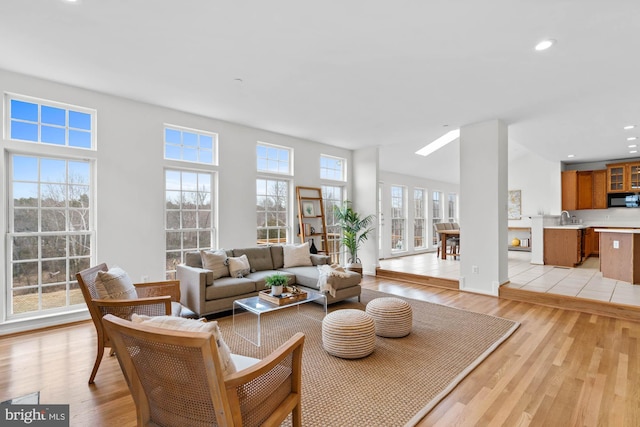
[[302, 201, 315, 217], [508, 190, 522, 220]]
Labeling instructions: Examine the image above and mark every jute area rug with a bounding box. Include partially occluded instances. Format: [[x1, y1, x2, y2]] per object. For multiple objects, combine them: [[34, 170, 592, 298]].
[[215, 289, 519, 427]]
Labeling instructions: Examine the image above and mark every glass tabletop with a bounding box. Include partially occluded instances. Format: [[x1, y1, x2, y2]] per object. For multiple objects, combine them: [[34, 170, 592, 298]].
[[234, 290, 325, 314]]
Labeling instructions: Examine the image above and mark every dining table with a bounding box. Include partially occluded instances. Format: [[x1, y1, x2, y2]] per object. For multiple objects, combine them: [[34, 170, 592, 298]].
[[438, 229, 460, 259]]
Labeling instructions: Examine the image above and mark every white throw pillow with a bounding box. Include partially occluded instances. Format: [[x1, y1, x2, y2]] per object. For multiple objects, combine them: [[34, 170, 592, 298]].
[[94, 267, 137, 300], [200, 250, 230, 279], [228, 254, 251, 278], [283, 242, 313, 268], [131, 314, 237, 376]]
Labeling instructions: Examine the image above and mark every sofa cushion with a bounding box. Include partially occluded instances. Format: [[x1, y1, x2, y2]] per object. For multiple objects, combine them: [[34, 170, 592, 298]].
[[228, 254, 251, 278], [131, 314, 236, 376], [185, 251, 203, 268], [283, 243, 313, 268], [281, 266, 361, 290], [233, 247, 274, 272], [205, 277, 256, 300], [270, 245, 285, 269], [200, 250, 229, 279], [245, 270, 296, 290]]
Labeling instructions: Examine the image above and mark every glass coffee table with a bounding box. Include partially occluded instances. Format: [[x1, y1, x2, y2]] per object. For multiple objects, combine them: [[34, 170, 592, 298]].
[[233, 290, 327, 346]]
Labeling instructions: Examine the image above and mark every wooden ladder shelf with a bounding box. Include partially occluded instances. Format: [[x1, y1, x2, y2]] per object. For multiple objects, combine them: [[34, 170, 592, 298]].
[[295, 186, 329, 255]]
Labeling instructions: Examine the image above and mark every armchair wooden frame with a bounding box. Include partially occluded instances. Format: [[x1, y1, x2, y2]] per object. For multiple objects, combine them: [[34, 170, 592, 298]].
[[76, 263, 180, 384], [102, 314, 305, 427]]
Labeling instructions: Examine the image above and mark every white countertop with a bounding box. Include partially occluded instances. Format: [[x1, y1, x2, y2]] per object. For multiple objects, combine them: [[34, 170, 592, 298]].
[[544, 225, 587, 230], [595, 228, 640, 234]]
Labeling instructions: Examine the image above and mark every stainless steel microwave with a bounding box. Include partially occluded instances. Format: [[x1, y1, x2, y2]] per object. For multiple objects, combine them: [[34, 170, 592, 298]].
[[608, 193, 640, 208]]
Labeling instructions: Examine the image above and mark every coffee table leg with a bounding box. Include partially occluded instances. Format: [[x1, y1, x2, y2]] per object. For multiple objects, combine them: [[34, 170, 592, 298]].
[[233, 303, 261, 347]]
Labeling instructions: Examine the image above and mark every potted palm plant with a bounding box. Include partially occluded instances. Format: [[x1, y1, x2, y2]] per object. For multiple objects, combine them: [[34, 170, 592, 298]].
[[264, 273, 288, 296], [334, 201, 375, 274]]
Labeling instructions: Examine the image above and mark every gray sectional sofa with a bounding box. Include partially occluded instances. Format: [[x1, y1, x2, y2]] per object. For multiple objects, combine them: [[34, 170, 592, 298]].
[[176, 245, 362, 317]]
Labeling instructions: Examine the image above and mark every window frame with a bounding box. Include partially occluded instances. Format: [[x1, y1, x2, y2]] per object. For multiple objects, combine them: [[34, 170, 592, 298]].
[[413, 188, 426, 249], [390, 185, 407, 252], [256, 142, 293, 176], [432, 191, 443, 245], [320, 154, 347, 182], [5, 93, 96, 150], [164, 168, 216, 279], [163, 124, 218, 166], [7, 152, 95, 320]]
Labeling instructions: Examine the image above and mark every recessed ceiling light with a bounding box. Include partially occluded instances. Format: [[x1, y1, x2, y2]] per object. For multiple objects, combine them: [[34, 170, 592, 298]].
[[629, 144, 638, 148], [624, 125, 636, 130], [627, 137, 637, 141], [631, 150, 638, 154], [415, 129, 460, 157], [535, 39, 556, 51], [567, 154, 575, 158]]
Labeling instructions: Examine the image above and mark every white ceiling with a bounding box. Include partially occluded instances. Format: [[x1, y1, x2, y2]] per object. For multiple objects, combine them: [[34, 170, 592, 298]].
[[2, 0, 640, 183]]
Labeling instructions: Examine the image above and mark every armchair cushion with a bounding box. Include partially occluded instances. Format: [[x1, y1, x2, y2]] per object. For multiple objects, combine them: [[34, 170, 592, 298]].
[[200, 250, 230, 279], [95, 267, 137, 300], [132, 314, 237, 376]]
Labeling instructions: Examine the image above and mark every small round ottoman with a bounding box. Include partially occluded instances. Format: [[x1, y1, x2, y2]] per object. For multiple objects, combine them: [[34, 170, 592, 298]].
[[322, 309, 376, 359], [365, 297, 413, 338]]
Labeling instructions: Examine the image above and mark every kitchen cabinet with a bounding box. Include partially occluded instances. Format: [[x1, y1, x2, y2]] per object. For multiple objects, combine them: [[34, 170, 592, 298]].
[[607, 162, 640, 193], [597, 229, 640, 284], [584, 227, 599, 257], [562, 169, 607, 210], [544, 228, 583, 267]]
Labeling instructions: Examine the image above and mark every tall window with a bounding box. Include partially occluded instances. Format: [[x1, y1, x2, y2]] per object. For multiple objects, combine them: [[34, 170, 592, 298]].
[[432, 191, 442, 245], [391, 185, 406, 251], [9, 154, 93, 318], [256, 179, 289, 244], [414, 188, 426, 249], [257, 142, 292, 175], [164, 125, 217, 165], [165, 170, 213, 279], [7, 95, 94, 149], [320, 155, 346, 181], [448, 193, 458, 222], [322, 185, 344, 263]]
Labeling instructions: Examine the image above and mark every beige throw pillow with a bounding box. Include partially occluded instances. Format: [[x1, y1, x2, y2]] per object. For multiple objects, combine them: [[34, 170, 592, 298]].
[[228, 254, 251, 278], [283, 242, 313, 268], [131, 314, 237, 376], [200, 250, 230, 279], [94, 267, 137, 300]]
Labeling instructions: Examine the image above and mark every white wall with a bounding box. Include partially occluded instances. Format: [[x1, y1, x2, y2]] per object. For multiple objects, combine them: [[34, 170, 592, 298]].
[[0, 69, 356, 333]]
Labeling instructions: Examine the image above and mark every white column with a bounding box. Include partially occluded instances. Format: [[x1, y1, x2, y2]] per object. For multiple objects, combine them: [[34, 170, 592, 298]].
[[459, 119, 508, 295], [353, 146, 380, 275]]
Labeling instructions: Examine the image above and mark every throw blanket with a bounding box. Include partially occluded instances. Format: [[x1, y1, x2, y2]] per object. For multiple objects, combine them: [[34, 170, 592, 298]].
[[317, 264, 350, 297]]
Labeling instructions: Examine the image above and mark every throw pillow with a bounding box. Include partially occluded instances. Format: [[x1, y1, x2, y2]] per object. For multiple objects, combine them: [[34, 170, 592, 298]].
[[283, 242, 313, 268], [94, 267, 137, 300], [200, 250, 230, 279], [132, 314, 237, 376], [228, 254, 251, 278]]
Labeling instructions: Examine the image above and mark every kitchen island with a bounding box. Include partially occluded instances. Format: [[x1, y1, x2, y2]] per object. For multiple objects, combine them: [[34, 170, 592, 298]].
[[595, 228, 640, 284]]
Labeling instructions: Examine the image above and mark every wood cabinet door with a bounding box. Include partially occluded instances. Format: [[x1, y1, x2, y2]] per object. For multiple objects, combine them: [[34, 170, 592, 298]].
[[607, 164, 626, 192], [592, 170, 608, 209], [577, 171, 593, 210], [561, 170, 578, 211], [628, 162, 640, 191]]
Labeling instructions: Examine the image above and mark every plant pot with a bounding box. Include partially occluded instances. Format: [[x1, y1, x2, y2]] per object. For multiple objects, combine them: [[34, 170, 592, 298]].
[[346, 262, 363, 275], [271, 285, 284, 296]]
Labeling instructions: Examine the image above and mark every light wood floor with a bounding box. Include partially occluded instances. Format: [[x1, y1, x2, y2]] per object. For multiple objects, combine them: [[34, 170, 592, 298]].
[[2, 275, 639, 426]]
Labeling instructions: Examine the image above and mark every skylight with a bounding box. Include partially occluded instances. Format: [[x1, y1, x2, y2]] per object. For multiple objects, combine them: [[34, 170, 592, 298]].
[[415, 129, 460, 157]]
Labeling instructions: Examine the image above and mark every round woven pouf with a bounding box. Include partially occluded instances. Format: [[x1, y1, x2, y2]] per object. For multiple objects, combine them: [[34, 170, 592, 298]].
[[365, 297, 413, 338], [322, 309, 376, 359]]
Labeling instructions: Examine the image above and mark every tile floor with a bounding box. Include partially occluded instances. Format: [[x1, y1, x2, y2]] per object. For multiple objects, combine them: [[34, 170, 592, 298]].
[[378, 251, 640, 306]]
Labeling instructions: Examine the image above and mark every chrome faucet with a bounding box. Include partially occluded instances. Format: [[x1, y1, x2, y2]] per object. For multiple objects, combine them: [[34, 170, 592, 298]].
[[560, 210, 570, 225]]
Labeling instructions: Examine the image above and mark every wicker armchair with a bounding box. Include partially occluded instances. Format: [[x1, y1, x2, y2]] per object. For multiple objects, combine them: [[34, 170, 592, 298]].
[[77, 263, 194, 384], [102, 314, 305, 427]]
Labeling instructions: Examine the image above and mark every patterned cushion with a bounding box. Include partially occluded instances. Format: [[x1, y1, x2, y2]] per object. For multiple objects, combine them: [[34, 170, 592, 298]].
[[131, 314, 237, 376], [228, 254, 251, 278], [94, 267, 137, 300]]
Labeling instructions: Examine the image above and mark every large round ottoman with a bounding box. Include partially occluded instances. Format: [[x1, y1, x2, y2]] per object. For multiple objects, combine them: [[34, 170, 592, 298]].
[[322, 309, 376, 359], [365, 297, 413, 338]]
